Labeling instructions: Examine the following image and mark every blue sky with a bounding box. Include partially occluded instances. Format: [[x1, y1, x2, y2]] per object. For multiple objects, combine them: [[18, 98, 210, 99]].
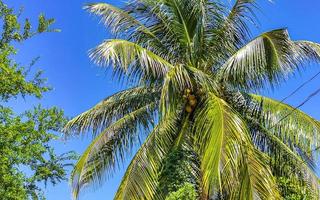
[[5, 0, 320, 199]]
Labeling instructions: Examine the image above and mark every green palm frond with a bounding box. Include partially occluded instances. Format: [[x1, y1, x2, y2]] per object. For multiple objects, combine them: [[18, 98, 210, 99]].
[[226, 91, 320, 154], [194, 93, 279, 199], [160, 65, 191, 116], [129, 1, 182, 60], [84, 1, 181, 64], [295, 40, 320, 61], [89, 39, 174, 82], [165, 0, 193, 55], [222, 90, 320, 192], [84, 3, 156, 38], [140, 0, 195, 63], [191, 0, 212, 66], [132, 0, 219, 64], [115, 108, 184, 200], [64, 86, 160, 134], [251, 94, 320, 153], [238, 148, 280, 200], [295, 40, 320, 52], [186, 65, 218, 93], [222, 0, 257, 46], [71, 103, 156, 200], [209, 0, 257, 63], [218, 29, 320, 90], [248, 120, 320, 192]]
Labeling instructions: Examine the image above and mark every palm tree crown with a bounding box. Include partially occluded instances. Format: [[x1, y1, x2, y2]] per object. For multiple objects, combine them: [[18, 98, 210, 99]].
[[65, 0, 320, 199]]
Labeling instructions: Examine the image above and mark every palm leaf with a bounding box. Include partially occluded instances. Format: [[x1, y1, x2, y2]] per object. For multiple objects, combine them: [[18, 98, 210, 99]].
[[135, 0, 215, 64], [186, 65, 218, 93], [89, 39, 174, 82], [70, 103, 156, 200], [193, 93, 279, 199], [160, 65, 192, 116], [222, 0, 257, 46], [64, 86, 160, 134], [84, 3, 156, 38], [222, 91, 320, 188], [209, 0, 258, 65], [248, 120, 320, 193], [294, 40, 320, 62], [115, 107, 184, 200], [251, 94, 320, 154], [218, 29, 320, 90]]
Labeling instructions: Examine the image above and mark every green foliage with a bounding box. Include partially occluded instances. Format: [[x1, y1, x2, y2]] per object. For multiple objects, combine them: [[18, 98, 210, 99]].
[[158, 148, 199, 197], [0, 1, 76, 199], [0, 48, 49, 101], [165, 183, 197, 200], [0, 106, 77, 200], [0, 1, 58, 101], [277, 176, 313, 200]]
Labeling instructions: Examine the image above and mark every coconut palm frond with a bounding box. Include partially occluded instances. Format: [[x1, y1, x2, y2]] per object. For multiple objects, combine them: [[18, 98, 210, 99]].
[[70, 103, 156, 200], [64, 86, 160, 135], [193, 93, 279, 199], [237, 147, 280, 200], [160, 65, 192, 116], [115, 107, 184, 200], [89, 39, 175, 83], [223, 91, 320, 185], [248, 120, 320, 192], [225, 0, 258, 45], [212, 0, 257, 57], [295, 40, 320, 60], [218, 29, 320, 90], [191, 0, 214, 66], [84, 3, 156, 38], [251, 94, 320, 153], [187, 65, 218, 94], [137, 0, 217, 64]]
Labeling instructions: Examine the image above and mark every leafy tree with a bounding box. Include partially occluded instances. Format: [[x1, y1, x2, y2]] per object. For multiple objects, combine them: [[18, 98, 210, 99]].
[[65, 0, 320, 199], [0, 1, 76, 199], [277, 176, 313, 200], [158, 147, 199, 197], [165, 183, 197, 200]]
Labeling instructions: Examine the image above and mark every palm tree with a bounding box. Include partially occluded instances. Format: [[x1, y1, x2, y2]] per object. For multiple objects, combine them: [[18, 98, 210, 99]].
[[64, 0, 320, 199]]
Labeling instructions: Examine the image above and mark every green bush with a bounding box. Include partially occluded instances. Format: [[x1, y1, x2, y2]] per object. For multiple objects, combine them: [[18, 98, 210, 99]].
[[277, 176, 313, 200], [166, 183, 197, 200]]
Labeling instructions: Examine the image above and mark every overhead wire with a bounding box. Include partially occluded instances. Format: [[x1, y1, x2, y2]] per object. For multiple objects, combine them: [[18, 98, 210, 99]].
[[270, 86, 320, 129], [278, 70, 320, 104]]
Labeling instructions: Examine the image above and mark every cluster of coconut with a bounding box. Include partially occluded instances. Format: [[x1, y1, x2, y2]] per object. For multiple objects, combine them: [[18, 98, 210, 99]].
[[183, 89, 197, 113]]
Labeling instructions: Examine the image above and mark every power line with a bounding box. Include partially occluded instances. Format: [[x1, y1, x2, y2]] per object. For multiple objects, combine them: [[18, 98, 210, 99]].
[[261, 85, 320, 185], [255, 72, 320, 182], [278, 70, 320, 104], [268, 70, 320, 129], [270, 86, 320, 129]]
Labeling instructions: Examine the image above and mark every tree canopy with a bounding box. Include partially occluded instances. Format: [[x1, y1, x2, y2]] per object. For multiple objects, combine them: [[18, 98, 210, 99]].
[[63, 0, 320, 199], [0, 1, 76, 199]]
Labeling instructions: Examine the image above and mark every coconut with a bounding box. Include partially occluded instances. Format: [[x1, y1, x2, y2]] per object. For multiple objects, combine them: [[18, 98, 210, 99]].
[[185, 105, 193, 113], [189, 99, 197, 106], [189, 95, 196, 100]]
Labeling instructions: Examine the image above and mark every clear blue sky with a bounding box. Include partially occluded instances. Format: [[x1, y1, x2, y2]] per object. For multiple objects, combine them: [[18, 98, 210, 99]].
[[5, 0, 320, 199]]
